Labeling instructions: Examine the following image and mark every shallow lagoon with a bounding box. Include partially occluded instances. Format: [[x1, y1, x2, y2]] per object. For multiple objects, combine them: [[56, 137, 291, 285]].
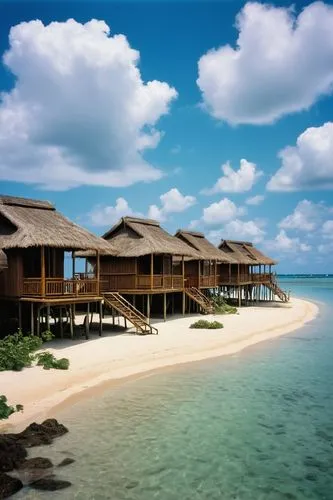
[[17, 278, 333, 499]]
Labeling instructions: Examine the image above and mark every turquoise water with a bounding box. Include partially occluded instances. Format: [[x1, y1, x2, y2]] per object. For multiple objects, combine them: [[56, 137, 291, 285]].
[[17, 278, 333, 499]]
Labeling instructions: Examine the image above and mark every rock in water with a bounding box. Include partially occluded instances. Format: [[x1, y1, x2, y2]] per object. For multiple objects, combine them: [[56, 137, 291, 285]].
[[7, 419, 68, 448], [0, 436, 27, 472], [30, 477, 72, 491], [0, 472, 23, 499], [57, 458, 75, 467], [18, 457, 53, 470]]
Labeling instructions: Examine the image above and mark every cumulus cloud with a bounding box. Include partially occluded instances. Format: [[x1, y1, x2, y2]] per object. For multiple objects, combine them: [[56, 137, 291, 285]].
[[0, 19, 177, 190], [267, 122, 333, 191], [148, 188, 196, 222], [202, 198, 246, 225], [322, 220, 333, 238], [246, 195, 265, 206], [197, 2, 333, 125], [265, 230, 311, 253], [207, 218, 265, 244], [88, 198, 142, 226], [202, 159, 261, 194], [278, 200, 325, 231]]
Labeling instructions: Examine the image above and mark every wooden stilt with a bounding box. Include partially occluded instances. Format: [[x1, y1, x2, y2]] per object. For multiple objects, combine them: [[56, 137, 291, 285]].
[[70, 305, 74, 339], [112, 307, 115, 326], [37, 306, 40, 337], [163, 293, 166, 321], [147, 294, 150, 323], [238, 286, 241, 307], [182, 291, 185, 316], [85, 303, 90, 339], [30, 302, 34, 335], [18, 302, 22, 331], [59, 307, 63, 339], [171, 293, 174, 315], [46, 304, 50, 331], [99, 301, 103, 336], [124, 317, 127, 329]]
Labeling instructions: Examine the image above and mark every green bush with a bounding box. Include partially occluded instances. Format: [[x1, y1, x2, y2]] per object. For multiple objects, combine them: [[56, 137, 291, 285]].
[[36, 352, 69, 370], [190, 319, 224, 329], [0, 395, 23, 420], [0, 330, 69, 372], [210, 296, 238, 315]]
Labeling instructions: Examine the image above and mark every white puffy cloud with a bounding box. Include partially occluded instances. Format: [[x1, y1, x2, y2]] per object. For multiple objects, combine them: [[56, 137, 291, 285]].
[[197, 2, 333, 125], [202, 198, 246, 225], [88, 198, 142, 226], [265, 230, 311, 253], [207, 219, 265, 244], [148, 188, 196, 222], [267, 122, 333, 191], [246, 195, 265, 206], [0, 19, 177, 190], [322, 220, 333, 238], [279, 200, 324, 231], [202, 159, 261, 194]]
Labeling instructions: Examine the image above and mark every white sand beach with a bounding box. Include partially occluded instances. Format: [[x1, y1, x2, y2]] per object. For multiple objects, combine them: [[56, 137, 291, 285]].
[[0, 297, 318, 431]]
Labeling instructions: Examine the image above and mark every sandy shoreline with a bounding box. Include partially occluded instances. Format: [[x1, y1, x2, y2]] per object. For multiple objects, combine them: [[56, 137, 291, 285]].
[[1, 297, 318, 431]]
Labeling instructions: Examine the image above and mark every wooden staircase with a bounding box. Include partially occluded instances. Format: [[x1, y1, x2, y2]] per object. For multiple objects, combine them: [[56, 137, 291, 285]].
[[103, 293, 158, 335], [185, 287, 215, 314], [265, 280, 290, 303]]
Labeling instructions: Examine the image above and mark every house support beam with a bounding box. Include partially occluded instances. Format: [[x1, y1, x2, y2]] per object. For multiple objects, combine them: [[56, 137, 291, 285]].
[[41, 246, 46, 297], [163, 293, 167, 321], [99, 301, 103, 336]]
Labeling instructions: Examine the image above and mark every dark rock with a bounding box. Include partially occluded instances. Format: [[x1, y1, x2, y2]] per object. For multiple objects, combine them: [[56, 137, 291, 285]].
[[0, 472, 23, 499], [18, 457, 53, 470], [57, 458, 75, 467], [7, 419, 68, 448], [30, 476, 72, 491], [0, 436, 27, 472]]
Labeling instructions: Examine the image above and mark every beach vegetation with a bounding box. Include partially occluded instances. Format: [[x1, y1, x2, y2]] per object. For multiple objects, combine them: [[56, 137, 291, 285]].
[[35, 352, 69, 370], [0, 395, 23, 420], [0, 330, 69, 372], [210, 296, 238, 315], [190, 319, 224, 329]]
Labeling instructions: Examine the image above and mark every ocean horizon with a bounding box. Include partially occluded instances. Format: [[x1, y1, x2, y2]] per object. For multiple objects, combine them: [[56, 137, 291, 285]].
[[16, 277, 333, 499]]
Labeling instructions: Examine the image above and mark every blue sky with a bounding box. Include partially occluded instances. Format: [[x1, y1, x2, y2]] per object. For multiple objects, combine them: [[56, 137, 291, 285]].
[[0, 0, 332, 273]]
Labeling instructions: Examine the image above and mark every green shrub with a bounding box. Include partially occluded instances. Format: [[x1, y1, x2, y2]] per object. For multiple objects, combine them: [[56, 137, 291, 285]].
[[0, 395, 23, 420], [36, 352, 69, 370], [210, 296, 238, 315], [190, 319, 224, 329], [0, 330, 68, 372]]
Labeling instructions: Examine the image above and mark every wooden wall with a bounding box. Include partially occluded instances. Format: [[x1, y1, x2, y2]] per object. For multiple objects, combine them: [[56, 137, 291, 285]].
[[0, 250, 23, 297]]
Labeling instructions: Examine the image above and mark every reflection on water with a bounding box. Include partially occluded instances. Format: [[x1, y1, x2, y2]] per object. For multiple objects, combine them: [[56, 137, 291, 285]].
[[17, 279, 333, 499]]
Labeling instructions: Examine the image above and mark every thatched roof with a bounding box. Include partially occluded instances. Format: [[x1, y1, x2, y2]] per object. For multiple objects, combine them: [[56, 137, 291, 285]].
[[219, 240, 276, 265], [0, 195, 114, 252], [175, 230, 236, 263], [96, 217, 202, 258]]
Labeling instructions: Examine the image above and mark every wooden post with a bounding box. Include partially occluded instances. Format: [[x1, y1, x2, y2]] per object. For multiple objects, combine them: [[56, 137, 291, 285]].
[[72, 251, 75, 279], [41, 246, 46, 297], [182, 290, 185, 316], [163, 293, 166, 321], [171, 293, 174, 315], [135, 258, 138, 290], [30, 302, 34, 335], [70, 304, 74, 339], [46, 304, 50, 331], [36, 306, 40, 337], [133, 295, 136, 308], [85, 303, 90, 339], [239, 286, 242, 307], [150, 254, 154, 290], [147, 294, 150, 323], [237, 263, 240, 285], [99, 301, 103, 336], [182, 256, 185, 289], [59, 307, 63, 338], [96, 251, 100, 296], [85, 258, 88, 276], [198, 260, 201, 288], [214, 260, 217, 287], [18, 301, 22, 331]]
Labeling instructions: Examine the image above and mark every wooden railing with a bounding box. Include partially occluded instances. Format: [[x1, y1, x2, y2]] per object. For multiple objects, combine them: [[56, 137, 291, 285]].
[[200, 276, 218, 287], [23, 278, 99, 297], [219, 273, 273, 285], [137, 275, 183, 289]]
